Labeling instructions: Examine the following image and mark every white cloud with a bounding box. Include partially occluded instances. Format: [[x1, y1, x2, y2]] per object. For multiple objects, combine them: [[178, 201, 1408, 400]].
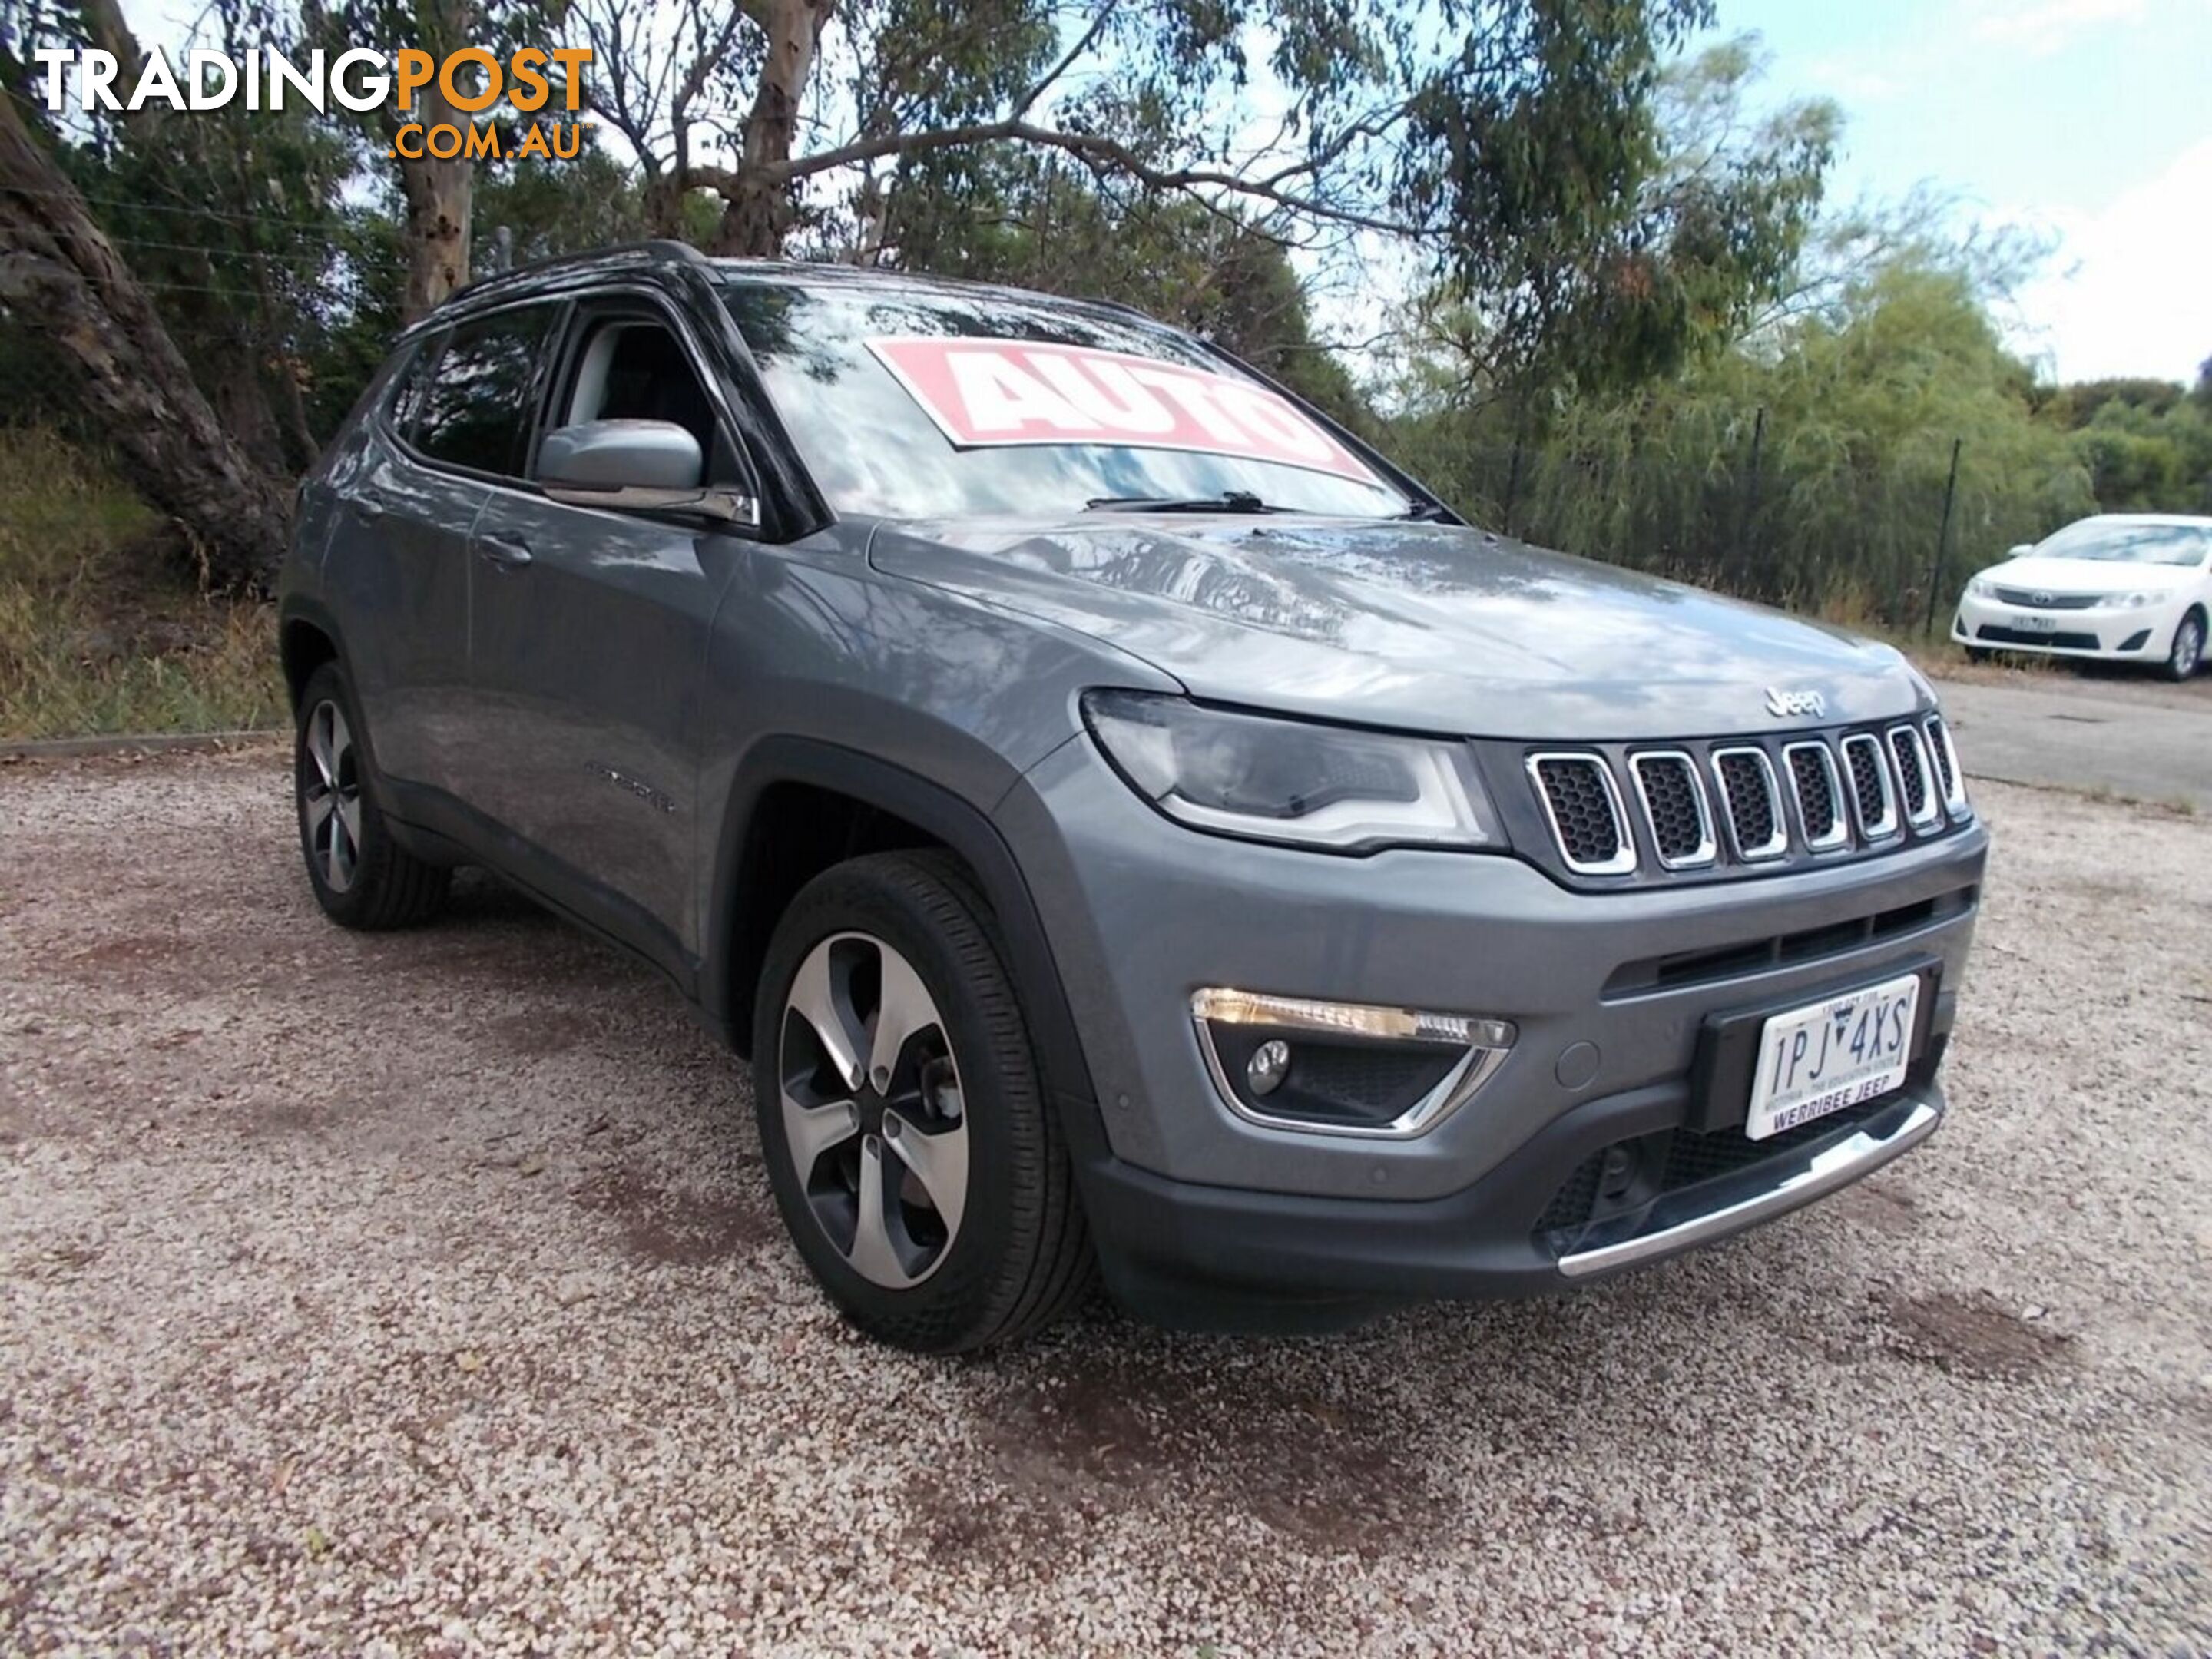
[[1969, 0, 2147, 55], [1801, 53, 1904, 106], [2008, 137, 2212, 382]]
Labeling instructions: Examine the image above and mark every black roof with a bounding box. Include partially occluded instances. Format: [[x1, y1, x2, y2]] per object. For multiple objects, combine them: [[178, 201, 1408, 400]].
[[418, 240, 1150, 336]]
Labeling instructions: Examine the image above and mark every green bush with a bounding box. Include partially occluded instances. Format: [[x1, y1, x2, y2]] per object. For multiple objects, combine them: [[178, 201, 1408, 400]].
[[1389, 261, 2104, 629]]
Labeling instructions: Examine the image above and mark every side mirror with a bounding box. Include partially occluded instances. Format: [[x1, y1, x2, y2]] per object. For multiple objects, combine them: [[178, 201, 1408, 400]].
[[538, 419, 757, 526], [2005, 543, 2033, 558]]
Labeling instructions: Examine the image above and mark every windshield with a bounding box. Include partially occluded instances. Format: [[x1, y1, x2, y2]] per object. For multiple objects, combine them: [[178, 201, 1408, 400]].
[[2034, 519, 2212, 567], [720, 277, 1410, 521]]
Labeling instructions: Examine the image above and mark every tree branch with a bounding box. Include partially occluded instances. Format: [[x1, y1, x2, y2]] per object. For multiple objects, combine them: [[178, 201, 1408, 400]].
[[1013, 2, 1116, 118], [770, 118, 1423, 237]]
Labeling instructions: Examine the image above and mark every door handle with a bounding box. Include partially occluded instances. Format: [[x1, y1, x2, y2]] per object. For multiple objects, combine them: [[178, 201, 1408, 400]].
[[477, 536, 533, 570]]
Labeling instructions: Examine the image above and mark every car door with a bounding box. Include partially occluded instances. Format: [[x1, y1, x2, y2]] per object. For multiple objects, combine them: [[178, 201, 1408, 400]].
[[319, 333, 482, 796], [347, 303, 562, 800], [462, 290, 757, 964]]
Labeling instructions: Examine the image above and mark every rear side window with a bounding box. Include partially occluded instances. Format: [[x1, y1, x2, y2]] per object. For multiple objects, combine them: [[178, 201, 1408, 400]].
[[412, 306, 557, 476]]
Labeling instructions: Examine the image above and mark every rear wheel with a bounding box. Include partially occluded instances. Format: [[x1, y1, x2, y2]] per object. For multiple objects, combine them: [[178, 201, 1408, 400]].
[[2164, 610, 2205, 681], [293, 663, 449, 929], [751, 850, 1092, 1353]]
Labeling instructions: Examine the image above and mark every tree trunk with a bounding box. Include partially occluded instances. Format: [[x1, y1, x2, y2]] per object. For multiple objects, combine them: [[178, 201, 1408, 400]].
[[0, 98, 290, 591], [207, 342, 291, 475], [708, 0, 835, 257], [75, 0, 305, 481], [398, 81, 473, 322], [272, 355, 320, 474]]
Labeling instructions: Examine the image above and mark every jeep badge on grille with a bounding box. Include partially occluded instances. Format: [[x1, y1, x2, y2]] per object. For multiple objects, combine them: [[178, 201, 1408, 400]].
[[1765, 687, 1827, 719]]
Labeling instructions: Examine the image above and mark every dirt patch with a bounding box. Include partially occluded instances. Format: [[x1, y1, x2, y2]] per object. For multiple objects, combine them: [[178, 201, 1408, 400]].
[[59, 933, 194, 988], [2064, 874, 2156, 906], [1883, 1290, 2073, 1382], [239, 1098, 339, 1138], [482, 1011, 588, 1059], [970, 1350, 1446, 1556], [572, 1168, 772, 1267]]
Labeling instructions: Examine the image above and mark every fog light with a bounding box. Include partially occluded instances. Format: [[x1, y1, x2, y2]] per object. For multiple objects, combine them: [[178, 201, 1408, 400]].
[[1247, 1039, 1291, 1096], [1190, 988, 1517, 1139], [1190, 988, 1515, 1051]]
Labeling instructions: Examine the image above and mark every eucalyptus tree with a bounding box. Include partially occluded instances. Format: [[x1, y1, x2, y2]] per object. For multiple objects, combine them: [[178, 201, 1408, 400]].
[[879, 146, 1371, 425], [0, 87, 296, 588], [302, 0, 575, 318], [0, 0, 339, 582], [564, 0, 1747, 378]]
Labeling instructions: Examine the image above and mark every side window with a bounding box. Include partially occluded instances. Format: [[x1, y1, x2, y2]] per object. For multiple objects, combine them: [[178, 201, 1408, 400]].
[[551, 313, 737, 483], [413, 306, 557, 476]]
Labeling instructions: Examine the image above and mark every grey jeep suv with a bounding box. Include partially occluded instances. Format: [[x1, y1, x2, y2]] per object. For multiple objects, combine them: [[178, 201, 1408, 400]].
[[280, 242, 1987, 1352]]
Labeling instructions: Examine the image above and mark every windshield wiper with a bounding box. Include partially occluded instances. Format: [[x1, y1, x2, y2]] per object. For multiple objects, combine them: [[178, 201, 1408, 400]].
[[1394, 501, 1455, 523], [1084, 489, 1277, 514]]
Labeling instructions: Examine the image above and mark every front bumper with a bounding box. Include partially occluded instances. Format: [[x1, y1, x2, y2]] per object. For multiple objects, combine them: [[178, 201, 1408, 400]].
[[1952, 591, 2181, 659], [998, 733, 1985, 1203], [1068, 1065, 1946, 1331], [995, 729, 1984, 1324]]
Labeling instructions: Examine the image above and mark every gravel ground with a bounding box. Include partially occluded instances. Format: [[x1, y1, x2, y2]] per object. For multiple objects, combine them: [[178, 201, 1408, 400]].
[[1927, 657, 2212, 714], [2, 748, 2208, 1657]]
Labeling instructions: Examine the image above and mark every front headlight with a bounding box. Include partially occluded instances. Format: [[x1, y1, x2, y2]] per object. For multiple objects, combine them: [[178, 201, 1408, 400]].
[[1965, 576, 1995, 598], [2113, 591, 2154, 608], [1082, 690, 1502, 853]]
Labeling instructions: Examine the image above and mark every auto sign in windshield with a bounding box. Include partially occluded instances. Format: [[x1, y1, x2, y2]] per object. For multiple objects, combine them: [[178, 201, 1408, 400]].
[[2035, 519, 2212, 567], [720, 278, 1411, 521]]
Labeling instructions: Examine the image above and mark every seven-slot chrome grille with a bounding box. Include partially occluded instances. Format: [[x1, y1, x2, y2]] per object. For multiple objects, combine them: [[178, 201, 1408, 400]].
[[1520, 714, 1969, 884]]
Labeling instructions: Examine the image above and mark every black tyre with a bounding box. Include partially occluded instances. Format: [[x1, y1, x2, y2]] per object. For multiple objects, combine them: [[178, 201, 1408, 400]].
[[2163, 610, 2205, 682], [293, 662, 449, 929], [751, 850, 1093, 1353], [1964, 647, 1992, 666]]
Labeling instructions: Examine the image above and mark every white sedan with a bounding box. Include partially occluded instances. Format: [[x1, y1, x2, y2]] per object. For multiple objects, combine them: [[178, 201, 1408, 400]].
[[1952, 514, 2212, 680]]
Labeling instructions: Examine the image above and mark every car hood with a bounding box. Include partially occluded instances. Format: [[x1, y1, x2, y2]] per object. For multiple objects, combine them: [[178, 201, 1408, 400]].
[[868, 515, 1922, 741], [1980, 555, 2204, 595]]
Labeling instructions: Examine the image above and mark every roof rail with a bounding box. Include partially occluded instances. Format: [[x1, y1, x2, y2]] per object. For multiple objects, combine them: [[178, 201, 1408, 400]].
[[442, 238, 712, 307]]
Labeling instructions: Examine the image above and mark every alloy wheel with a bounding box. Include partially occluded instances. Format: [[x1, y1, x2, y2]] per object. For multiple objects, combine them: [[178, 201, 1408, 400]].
[[301, 699, 364, 893], [2174, 616, 2204, 678], [777, 931, 970, 1289]]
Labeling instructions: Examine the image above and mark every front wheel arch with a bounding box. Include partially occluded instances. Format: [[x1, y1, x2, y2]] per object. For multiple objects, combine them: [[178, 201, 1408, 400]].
[[279, 607, 346, 714], [702, 740, 1096, 1114]]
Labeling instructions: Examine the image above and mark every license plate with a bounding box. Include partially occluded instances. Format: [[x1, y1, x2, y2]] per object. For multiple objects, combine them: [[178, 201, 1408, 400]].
[[2008, 613, 2057, 631], [1745, 972, 1921, 1141]]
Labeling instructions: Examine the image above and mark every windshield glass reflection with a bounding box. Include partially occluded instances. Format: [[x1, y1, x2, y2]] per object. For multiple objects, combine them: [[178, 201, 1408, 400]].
[[2035, 520, 2212, 567], [720, 277, 1409, 522]]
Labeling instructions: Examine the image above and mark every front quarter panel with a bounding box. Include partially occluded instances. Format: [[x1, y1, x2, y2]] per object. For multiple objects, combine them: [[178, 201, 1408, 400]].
[[692, 522, 1181, 955]]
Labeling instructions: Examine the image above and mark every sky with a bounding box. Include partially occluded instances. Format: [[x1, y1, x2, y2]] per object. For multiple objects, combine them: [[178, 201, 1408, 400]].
[[1717, 0, 2212, 383]]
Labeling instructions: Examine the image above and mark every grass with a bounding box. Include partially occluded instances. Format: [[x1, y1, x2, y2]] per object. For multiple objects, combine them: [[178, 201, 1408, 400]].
[[1810, 591, 2061, 687], [0, 427, 285, 740]]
